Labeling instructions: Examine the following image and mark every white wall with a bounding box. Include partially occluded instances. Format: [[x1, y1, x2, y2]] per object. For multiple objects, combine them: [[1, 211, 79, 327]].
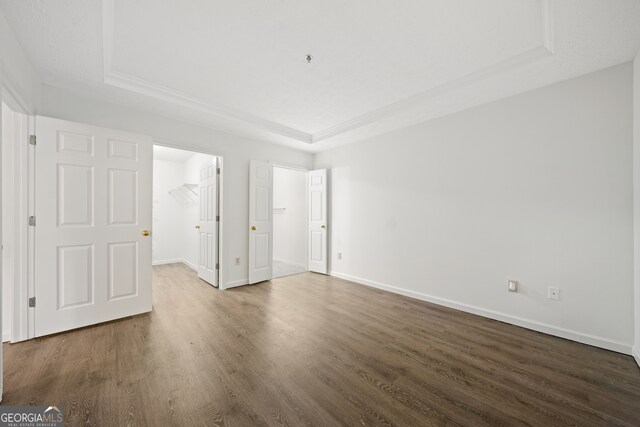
[[315, 63, 634, 354], [633, 52, 640, 365], [1, 103, 8, 342], [40, 84, 313, 288], [0, 76, 3, 392], [273, 167, 307, 268], [152, 159, 185, 265], [1, 102, 27, 344]]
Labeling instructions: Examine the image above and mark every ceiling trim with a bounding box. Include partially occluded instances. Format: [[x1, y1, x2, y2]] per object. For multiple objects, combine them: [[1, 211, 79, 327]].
[[0, 65, 35, 115], [311, 0, 555, 143], [101, 0, 312, 144], [103, 68, 313, 143], [102, 0, 555, 146]]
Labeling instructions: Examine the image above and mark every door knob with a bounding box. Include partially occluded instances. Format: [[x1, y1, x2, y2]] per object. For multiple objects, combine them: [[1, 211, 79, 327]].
[[251, 226, 257, 231], [195, 225, 200, 230], [321, 225, 326, 229], [141, 230, 150, 237]]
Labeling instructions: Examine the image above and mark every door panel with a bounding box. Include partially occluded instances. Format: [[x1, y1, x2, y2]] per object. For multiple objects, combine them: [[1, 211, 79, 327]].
[[108, 242, 138, 300], [58, 164, 93, 226], [108, 168, 138, 224], [57, 244, 94, 309], [108, 139, 138, 160], [34, 116, 152, 337], [309, 169, 328, 274], [249, 160, 272, 284], [197, 158, 217, 286]]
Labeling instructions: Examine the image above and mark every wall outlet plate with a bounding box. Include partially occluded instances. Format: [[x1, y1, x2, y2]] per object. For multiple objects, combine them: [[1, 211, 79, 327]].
[[337, 252, 342, 260], [548, 287, 560, 300], [508, 280, 518, 292], [234, 257, 241, 266]]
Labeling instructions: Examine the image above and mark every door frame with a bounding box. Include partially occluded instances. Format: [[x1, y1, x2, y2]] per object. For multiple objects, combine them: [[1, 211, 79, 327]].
[[271, 163, 309, 276], [1, 69, 39, 400], [1, 81, 35, 343], [153, 142, 224, 289]]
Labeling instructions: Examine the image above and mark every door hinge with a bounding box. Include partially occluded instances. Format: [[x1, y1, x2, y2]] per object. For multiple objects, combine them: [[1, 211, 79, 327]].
[[216, 215, 220, 222], [29, 135, 36, 146], [28, 297, 36, 308], [216, 167, 220, 175], [215, 263, 219, 270], [28, 215, 36, 226]]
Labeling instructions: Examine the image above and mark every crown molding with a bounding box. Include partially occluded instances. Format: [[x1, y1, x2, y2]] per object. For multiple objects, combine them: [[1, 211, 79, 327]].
[[103, 69, 313, 143], [102, 0, 556, 147], [0, 60, 37, 114], [310, 46, 552, 143], [310, 0, 555, 143], [101, 0, 311, 144]]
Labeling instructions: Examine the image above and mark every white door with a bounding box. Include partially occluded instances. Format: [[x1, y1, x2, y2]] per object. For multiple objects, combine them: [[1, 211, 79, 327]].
[[248, 160, 272, 284], [309, 169, 328, 274], [34, 116, 152, 337], [198, 158, 217, 286]]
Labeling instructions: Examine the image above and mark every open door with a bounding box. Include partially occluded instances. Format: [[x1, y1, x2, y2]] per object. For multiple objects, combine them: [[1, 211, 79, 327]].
[[309, 169, 328, 274], [34, 116, 152, 337], [248, 160, 272, 284], [197, 158, 218, 286]]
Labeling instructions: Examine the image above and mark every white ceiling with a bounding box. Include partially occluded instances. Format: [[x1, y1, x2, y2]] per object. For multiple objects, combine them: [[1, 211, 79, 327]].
[[153, 145, 199, 163], [1, 0, 640, 152]]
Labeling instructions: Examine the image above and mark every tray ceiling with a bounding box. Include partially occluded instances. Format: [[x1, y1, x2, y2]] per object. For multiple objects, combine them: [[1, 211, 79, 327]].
[[1, 0, 640, 151]]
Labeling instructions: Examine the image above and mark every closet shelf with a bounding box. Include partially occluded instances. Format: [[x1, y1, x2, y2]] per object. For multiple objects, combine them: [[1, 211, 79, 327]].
[[169, 184, 198, 205]]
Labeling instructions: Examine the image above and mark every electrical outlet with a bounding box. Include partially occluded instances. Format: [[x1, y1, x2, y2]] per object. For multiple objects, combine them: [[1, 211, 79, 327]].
[[508, 280, 518, 292], [234, 257, 241, 266], [337, 252, 342, 260], [548, 287, 560, 300]]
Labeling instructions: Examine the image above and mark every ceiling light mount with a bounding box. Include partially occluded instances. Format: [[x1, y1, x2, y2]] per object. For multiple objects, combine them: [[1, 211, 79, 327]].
[[305, 54, 313, 63]]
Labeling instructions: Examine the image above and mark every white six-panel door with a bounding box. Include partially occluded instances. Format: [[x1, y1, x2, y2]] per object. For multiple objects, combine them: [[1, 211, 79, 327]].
[[34, 116, 152, 337], [309, 169, 328, 274], [198, 158, 217, 286], [248, 160, 272, 284]]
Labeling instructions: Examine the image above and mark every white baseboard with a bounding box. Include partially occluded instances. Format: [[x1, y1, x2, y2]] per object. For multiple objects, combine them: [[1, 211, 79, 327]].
[[225, 279, 249, 289], [153, 259, 197, 271], [3, 331, 11, 343], [181, 259, 197, 271], [274, 259, 308, 270], [152, 259, 182, 266], [633, 345, 640, 368], [329, 271, 633, 355]]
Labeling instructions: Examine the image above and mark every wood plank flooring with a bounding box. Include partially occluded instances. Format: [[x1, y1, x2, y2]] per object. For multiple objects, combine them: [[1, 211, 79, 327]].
[[3, 263, 640, 425]]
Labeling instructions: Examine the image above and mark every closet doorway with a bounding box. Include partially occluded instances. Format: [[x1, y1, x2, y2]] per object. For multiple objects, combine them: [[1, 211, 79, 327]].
[[153, 146, 220, 287], [248, 161, 328, 284], [272, 166, 308, 279]]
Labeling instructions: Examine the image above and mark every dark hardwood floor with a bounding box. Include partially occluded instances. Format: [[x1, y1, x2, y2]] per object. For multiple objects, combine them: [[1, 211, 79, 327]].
[[3, 263, 640, 425]]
